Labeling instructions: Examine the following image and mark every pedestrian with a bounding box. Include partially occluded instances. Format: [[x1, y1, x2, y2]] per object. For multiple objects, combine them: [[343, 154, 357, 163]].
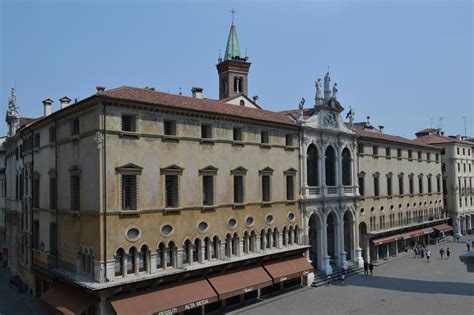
[[426, 249, 431, 263], [369, 262, 374, 276], [420, 247, 425, 259], [414, 247, 418, 258], [467, 242, 471, 252], [439, 248, 445, 259], [363, 260, 369, 276], [341, 267, 346, 284], [446, 247, 451, 259]]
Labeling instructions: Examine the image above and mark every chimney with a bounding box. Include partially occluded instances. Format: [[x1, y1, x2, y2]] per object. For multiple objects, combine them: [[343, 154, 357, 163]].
[[191, 87, 203, 99], [252, 95, 259, 105], [42, 98, 53, 116], [59, 96, 72, 109], [378, 125, 384, 133], [96, 86, 105, 93]]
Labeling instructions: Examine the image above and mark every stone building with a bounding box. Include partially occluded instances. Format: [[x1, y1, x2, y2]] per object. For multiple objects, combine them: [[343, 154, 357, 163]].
[[3, 22, 313, 315], [353, 121, 447, 262], [416, 128, 474, 235]]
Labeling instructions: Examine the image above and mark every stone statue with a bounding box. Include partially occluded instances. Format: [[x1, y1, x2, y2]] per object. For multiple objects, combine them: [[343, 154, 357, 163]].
[[332, 83, 338, 100], [7, 88, 19, 118], [324, 72, 331, 100], [315, 78, 322, 104], [299, 97, 305, 110]]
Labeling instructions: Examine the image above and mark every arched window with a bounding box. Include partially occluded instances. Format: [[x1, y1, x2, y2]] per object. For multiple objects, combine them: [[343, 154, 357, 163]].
[[127, 247, 136, 274], [232, 233, 239, 256], [250, 231, 256, 252], [266, 228, 272, 249], [139, 245, 148, 272], [325, 146, 336, 186], [288, 226, 294, 245], [115, 248, 124, 277], [307, 144, 319, 186], [239, 100, 245, 106], [273, 228, 279, 248], [166, 242, 176, 268], [211, 236, 219, 259], [225, 234, 232, 257], [238, 77, 243, 93], [204, 237, 210, 261], [243, 231, 249, 253], [294, 225, 300, 244], [193, 239, 201, 263], [234, 77, 238, 92], [342, 148, 352, 186], [260, 230, 266, 250], [157, 243, 165, 269], [183, 240, 191, 264]]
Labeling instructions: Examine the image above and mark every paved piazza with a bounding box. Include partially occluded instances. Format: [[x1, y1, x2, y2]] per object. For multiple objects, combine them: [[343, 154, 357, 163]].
[[233, 236, 474, 315]]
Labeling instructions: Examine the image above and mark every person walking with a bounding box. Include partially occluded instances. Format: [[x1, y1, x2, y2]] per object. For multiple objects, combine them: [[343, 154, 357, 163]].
[[426, 249, 431, 263], [467, 242, 471, 252], [363, 260, 369, 276], [414, 246, 418, 258], [439, 248, 445, 259], [340, 267, 346, 284], [446, 247, 451, 259], [369, 262, 374, 276]]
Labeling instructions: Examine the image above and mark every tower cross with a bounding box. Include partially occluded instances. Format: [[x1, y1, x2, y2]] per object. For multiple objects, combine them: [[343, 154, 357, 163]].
[[230, 8, 236, 24]]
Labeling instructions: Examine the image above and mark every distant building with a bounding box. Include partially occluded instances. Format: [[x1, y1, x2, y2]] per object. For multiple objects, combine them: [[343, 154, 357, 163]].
[[416, 128, 474, 235]]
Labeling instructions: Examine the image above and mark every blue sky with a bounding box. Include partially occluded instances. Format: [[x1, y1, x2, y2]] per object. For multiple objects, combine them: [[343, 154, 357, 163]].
[[1, 0, 472, 138]]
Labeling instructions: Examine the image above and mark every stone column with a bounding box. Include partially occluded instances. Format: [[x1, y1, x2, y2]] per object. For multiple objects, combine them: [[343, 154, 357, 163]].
[[336, 148, 342, 195], [337, 220, 347, 268], [239, 240, 244, 256], [256, 237, 262, 253], [150, 253, 157, 273], [320, 155, 326, 196], [176, 249, 184, 268], [320, 222, 332, 275], [278, 233, 283, 249], [220, 243, 227, 260], [199, 244, 206, 263]]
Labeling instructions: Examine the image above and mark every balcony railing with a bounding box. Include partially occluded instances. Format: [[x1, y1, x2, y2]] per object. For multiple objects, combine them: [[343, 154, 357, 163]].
[[327, 187, 338, 194]]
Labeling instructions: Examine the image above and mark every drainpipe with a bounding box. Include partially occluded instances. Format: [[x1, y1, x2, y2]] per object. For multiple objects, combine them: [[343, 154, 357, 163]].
[[102, 99, 108, 282], [54, 119, 58, 268], [30, 130, 34, 271]]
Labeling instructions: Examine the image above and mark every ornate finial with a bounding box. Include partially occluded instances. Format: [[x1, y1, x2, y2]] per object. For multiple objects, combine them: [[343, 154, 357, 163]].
[[315, 78, 323, 105], [332, 83, 338, 100], [298, 97, 305, 123], [324, 71, 331, 101], [230, 8, 236, 24], [346, 106, 355, 125], [179, 87, 182, 96]]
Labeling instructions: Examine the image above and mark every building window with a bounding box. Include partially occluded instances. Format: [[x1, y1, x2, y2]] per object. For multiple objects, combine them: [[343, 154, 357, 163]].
[[32, 177, 40, 208], [325, 146, 336, 186], [358, 143, 364, 155], [49, 177, 57, 210], [385, 147, 391, 158], [138, 246, 148, 272], [285, 169, 296, 201], [70, 175, 80, 211], [164, 120, 177, 136], [49, 127, 56, 143], [233, 127, 243, 141], [183, 240, 191, 264], [306, 144, 319, 186], [398, 174, 404, 195], [285, 134, 293, 147], [33, 220, 40, 250], [115, 248, 124, 276], [373, 145, 379, 157], [442, 163, 446, 172], [437, 176, 441, 193], [342, 148, 352, 186], [70, 118, 80, 136], [121, 114, 137, 132], [201, 124, 212, 139], [397, 148, 402, 159], [409, 174, 414, 194], [34, 133, 41, 149], [427, 152, 431, 162], [358, 174, 365, 196], [387, 173, 393, 196], [121, 175, 137, 210], [49, 223, 57, 255], [373, 174, 380, 197], [260, 167, 273, 202], [261, 130, 269, 144], [418, 175, 423, 194], [428, 175, 432, 193], [165, 175, 179, 208], [408, 150, 413, 160], [200, 166, 217, 206], [127, 248, 136, 274], [156, 243, 165, 269], [417, 151, 422, 161], [166, 242, 176, 268]]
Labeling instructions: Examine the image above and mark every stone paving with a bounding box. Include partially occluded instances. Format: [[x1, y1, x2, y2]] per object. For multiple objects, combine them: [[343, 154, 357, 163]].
[[0, 268, 50, 315], [232, 235, 474, 315]]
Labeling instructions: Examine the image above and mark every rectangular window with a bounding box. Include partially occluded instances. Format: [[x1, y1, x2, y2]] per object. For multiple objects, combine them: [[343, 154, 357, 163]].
[[373, 145, 379, 156], [385, 147, 391, 158], [70, 176, 80, 211], [286, 175, 295, 200], [417, 151, 422, 161], [233, 175, 244, 203], [121, 175, 137, 210], [358, 143, 364, 154], [427, 153, 431, 162], [285, 134, 293, 147], [358, 177, 365, 196], [442, 163, 446, 172], [201, 124, 212, 139], [70, 118, 80, 136], [418, 177, 423, 194], [49, 127, 56, 143], [437, 177, 441, 193], [374, 177, 379, 196], [202, 175, 214, 206], [33, 220, 39, 250], [399, 176, 404, 195], [49, 223, 57, 255], [33, 178, 40, 208], [408, 150, 413, 160], [233, 127, 243, 141], [262, 175, 271, 202], [409, 176, 414, 194], [50, 177, 57, 210], [387, 177, 392, 196], [165, 175, 179, 208], [164, 120, 177, 136], [121, 114, 137, 132], [261, 130, 269, 144], [428, 177, 432, 193], [34, 133, 40, 149], [397, 148, 402, 159]]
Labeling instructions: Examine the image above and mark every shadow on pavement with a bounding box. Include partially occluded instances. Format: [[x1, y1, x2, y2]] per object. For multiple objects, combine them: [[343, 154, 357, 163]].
[[348, 275, 474, 297]]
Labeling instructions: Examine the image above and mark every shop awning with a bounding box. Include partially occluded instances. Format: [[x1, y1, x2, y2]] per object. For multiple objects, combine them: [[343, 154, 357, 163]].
[[407, 227, 434, 238], [433, 223, 453, 232], [371, 233, 404, 246], [40, 283, 96, 315], [263, 256, 314, 283], [110, 279, 217, 315], [208, 266, 273, 300]]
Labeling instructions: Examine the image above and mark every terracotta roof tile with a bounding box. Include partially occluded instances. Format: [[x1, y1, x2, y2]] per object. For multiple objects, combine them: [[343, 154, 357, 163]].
[[416, 134, 474, 146], [354, 129, 440, 149], [101, 86, 295, 127], [20, 117, 37, 126]]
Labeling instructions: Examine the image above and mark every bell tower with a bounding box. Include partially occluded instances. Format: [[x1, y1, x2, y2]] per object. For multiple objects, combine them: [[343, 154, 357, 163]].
[[216, 20, 251, 100]]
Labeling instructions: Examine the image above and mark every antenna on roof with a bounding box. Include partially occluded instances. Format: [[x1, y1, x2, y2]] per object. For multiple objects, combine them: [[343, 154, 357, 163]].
[[230, 8, 236, 24], [179, 87, 182, 96], [438, 116, 444, 131]]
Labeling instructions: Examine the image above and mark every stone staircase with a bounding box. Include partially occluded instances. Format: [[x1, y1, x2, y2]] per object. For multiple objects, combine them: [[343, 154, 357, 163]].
[[310, 261, 363, 287]]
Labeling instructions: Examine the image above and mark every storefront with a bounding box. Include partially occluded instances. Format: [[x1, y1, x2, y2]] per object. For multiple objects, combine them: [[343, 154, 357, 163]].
[[40, 282, 96, 315]]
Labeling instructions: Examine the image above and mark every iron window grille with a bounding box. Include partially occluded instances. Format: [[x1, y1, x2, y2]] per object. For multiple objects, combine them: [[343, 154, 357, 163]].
[[201, 124, 212, 139], [233, 127, 243, 141], [32, 178, 40, 208], [49, 127, 56, 143], [121, 175, 137, 210], [262, 175, 271, 202], [121, 114, 137, 132], [261, 131, 269, 144], [286, 175, 295, 200], [70, 118, 80, 136], [70, 176, 80, 211], [164, 120, 177, 136], [202, 175, 214, 206], [233, 175, 244, 203], [165, 175, 179, 208]]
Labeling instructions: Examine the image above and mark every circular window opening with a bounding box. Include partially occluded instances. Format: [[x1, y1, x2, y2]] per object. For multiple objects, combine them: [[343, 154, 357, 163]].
[[161, 224, 173, 236], [360, 208, 365, 215], [245, 216, 254, 227], [198, 221, 208, 233], [265, 214, 274, 224], [288, 212, 296, 222], [127, 228, 140, 241], [228, 218, 237, 228]]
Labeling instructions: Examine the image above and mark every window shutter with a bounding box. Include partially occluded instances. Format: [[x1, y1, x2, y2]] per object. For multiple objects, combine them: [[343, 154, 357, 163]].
[[202, 175, 214, 205], [121, 175, 137, 210]]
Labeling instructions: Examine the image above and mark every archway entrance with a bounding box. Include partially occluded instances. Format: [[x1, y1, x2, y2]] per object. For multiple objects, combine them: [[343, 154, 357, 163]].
[[308, 213, 320, 268], [327, 212, 338, 265], [343, 211, 354, 261]]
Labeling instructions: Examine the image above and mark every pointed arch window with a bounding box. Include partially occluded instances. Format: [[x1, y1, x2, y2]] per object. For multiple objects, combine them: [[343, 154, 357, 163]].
[[306, 144, 319, 186], [325, 146, 336, 186], [342, 148, 352, 186]]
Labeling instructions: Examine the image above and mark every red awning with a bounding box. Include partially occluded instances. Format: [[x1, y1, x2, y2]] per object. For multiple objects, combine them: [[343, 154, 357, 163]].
[[433, 223, 453, 232], [110, 279, 217, 315], [208, 266, 273, 300], [372, 233, 404, 246], [40, 283, 96, 315], [263, 256, 313, 283]]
